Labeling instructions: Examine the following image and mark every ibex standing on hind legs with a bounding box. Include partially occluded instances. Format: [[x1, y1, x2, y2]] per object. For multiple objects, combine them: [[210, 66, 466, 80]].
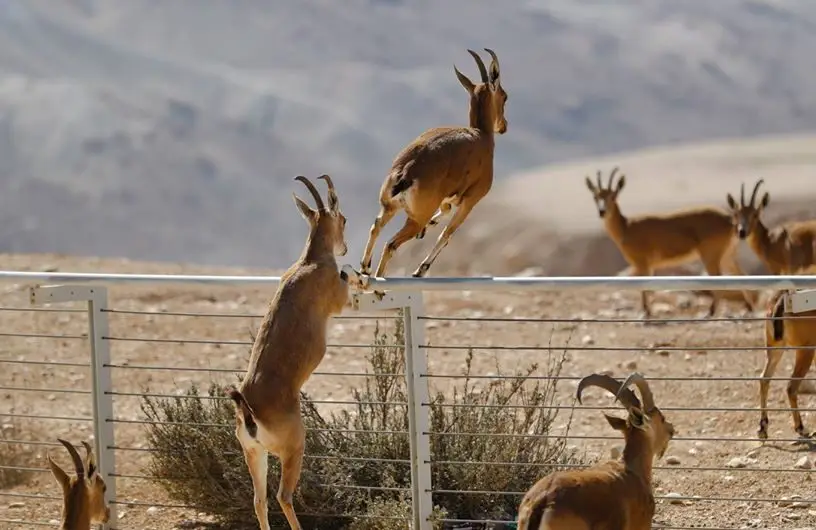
[[46, 438, 110, 530], [726, 179, 816, 275], [586, 167, 755, 318], [227, 175, 361, 530], [517, 372, 675, 530], [359, 48, 508, 281]]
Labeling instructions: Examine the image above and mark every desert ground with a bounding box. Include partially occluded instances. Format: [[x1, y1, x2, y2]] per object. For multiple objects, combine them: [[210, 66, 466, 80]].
[[3, 136, 816, 529], [1, 251, 816, 530]]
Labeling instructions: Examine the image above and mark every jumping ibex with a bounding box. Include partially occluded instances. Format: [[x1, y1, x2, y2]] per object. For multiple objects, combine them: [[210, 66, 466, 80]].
[[586, 167, 755, 317], [517, 373, 675, 530], [47, 439, 110, 530], [359, 48, 507, 281], [228, 175, 360, 530]]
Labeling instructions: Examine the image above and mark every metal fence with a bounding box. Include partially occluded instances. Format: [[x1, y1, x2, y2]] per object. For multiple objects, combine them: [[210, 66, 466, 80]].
[[2, 272, 816, 529]]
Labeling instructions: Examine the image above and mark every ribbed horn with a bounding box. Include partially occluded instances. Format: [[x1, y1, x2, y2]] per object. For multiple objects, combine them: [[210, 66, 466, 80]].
[[618, 372, 655, 412], [467, 49, 488, 83], [749, 179, 765, 207], [294, 176, 325, 211], [57, 439, 85, 478], [576, 373, 642, 411]]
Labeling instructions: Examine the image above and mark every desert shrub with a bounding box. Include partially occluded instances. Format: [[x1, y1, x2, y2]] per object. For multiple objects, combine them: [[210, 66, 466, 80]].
[[0, 418, 38, 489], [142, 316, 579, 529]]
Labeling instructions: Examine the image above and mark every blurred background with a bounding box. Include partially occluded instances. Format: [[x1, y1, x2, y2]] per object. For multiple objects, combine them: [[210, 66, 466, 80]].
[[0, 0, 814, 276]]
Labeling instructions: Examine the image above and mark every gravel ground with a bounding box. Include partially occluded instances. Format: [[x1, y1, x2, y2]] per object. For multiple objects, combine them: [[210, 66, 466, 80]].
[[1, 254, 816, 530]]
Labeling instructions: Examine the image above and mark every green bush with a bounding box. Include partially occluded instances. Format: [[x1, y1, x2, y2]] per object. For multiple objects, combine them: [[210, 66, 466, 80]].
[[141, 317, 579, 529]]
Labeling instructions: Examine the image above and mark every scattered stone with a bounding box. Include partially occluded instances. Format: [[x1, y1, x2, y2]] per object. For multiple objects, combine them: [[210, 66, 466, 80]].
[[624, 360, 637, 370], [663, 492, 686, 505], [8, 502, 24, 508], [795, 456, 812, 470], [581, 335, 594, 345], [664, 455, 681, 465], [657, 349, 670, 357], [688, 447, 699, 456], [146, 506, 160, 515], [727, 456, 757, 468]]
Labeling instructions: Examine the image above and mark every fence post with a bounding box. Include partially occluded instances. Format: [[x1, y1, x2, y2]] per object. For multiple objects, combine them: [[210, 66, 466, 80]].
[[403, 294, 433, 530], [30, 285, 118, 529]]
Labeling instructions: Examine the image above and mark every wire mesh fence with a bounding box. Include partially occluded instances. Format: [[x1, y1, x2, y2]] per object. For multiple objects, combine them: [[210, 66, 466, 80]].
[[1, 273, 816, 529]]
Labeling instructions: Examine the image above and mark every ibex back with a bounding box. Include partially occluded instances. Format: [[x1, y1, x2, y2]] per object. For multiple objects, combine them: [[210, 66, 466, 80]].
[[227, 174, 360, 530], [360, 48, 508, 281]]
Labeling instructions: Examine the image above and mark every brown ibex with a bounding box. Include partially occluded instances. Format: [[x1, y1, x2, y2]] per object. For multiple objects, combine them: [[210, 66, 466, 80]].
[[227, 175, 360, 530], [517, 372, 675, 530], [46, 438, 110, 530], [758, 264, 816, 440], [359, 48, 507, 281], [726, 179, 816, 275], [586, 167, 755, 317]]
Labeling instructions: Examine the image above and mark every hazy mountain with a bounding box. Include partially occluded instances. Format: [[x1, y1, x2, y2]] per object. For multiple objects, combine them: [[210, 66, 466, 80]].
[[1, 0, 815, 269]]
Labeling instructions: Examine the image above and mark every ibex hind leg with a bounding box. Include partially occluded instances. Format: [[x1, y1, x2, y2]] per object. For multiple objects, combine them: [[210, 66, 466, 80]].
[[237, 433, 271, 530], [412, 199, 476, 278], [788, 348, 816, 442]]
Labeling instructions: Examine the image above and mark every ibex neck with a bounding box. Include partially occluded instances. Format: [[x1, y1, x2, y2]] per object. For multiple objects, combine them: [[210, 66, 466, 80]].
[[469, 98, 495, 134], [61, 488, 90, 529], [622, 430, 655, 484], [301, 232, 336, 264], [749, 221, 785, 273], [604, 203, 628, 242]]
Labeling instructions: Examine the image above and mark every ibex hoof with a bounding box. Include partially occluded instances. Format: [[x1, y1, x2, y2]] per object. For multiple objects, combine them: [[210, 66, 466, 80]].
[[416, 229, 426, 240], [412, 264, 430, 278]]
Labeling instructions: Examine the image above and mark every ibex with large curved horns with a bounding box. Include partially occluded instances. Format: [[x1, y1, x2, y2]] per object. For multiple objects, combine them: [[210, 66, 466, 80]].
[[586, 167, 755, 318], [359, 48, 508, 282], [517, 372, 675, 530], [228, 174, 360, 530], [47, 438, 110, 530], [726, 178, 816, 275]]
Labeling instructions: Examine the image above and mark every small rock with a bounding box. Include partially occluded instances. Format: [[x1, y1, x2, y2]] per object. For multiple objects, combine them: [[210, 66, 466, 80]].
[[791, 502, 810, 509], [664, 492, 685, 505], [746, 449, 760, 458], [581, 335, 594, 345], [688, 448, 699, 456], [795, 456, 812, 470], [624, 360, 637, 370], [727, 456, 757, 468], [146, 506, 160, 515], [8, 502, 24, 508], [657, 349, 670, 357], [664, 455, 682, 465]]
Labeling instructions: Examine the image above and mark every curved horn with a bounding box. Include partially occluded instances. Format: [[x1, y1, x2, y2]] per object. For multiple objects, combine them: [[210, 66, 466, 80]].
[[596, 169, 603, 190], [749, 179, 765, 207], [618, 372, 655, 412], [576, 373, 641, 411], [467, 49, 488, 83], [318, 174, 338, 210], [740, 182, 746, 208], [80, 440, 96, 474], [484, 48, 500, 80], [57, 438, 85, 478], [294, 176, 325, 211], [607, 167, 620, 189]]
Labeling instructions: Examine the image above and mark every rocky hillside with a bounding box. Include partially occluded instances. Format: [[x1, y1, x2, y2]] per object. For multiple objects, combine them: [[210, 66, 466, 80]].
[[0, 0, 815, 269]]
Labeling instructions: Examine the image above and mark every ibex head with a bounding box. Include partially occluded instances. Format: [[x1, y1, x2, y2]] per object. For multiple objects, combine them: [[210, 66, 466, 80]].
[[293, 174, 349, 256], [577, 372, 675, 459], [584, 167, 626, 218], [47, 439, 110, 526], [726, 179, 770, 240], [454, 48, 508, 135]]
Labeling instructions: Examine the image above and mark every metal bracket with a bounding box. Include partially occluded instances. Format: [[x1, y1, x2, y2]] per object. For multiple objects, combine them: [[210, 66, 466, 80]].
[[786, 289, 816, 314], [351, 290, 420, 312], [29, 284, 106, 305]]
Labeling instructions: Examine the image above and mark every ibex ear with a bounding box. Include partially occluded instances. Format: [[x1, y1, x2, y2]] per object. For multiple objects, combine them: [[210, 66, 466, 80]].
[[81, 441, 96, 479], [293, 194, 317, 223], [615, 175, 626, 193], [326, 190, 339, 212], [628, 408, 647, 430], [47, 455, 70, 494], [488, 63, 500, 91], [726, 194, 737, 210], [454, 65, 475, 95], [603, 413, 628, 433], [760, 192, 770, 209], [585, 177, 596, 193]]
